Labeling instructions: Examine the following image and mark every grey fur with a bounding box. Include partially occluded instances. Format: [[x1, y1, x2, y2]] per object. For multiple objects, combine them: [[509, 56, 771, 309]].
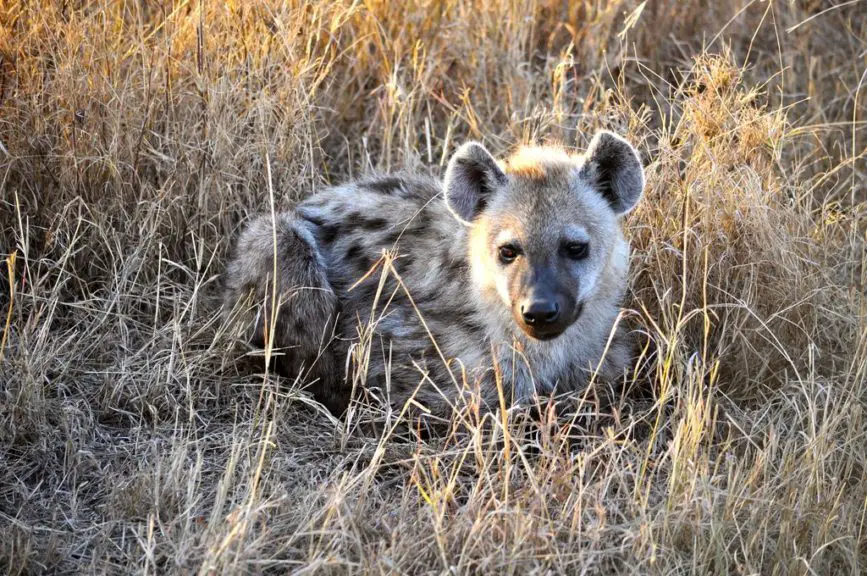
[[444, 141, 507, 223], [224, 131, 644, 417], [579, 130, 645, 214], [222, 213, 344, 413]]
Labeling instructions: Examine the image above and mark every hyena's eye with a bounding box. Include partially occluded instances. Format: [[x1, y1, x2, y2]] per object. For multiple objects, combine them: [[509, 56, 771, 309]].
[[498, 244, 519, 264], [563, 241, 589, 260]]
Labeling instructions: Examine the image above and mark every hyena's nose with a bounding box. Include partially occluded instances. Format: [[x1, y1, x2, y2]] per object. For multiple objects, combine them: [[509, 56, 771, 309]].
[[521, 300, 560, 326]]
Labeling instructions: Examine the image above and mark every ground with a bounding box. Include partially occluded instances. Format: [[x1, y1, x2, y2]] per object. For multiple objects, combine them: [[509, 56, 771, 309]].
[[1, 1, 865, 574]]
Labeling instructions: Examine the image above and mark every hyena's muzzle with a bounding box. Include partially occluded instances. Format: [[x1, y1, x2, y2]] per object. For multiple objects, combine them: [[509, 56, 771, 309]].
[[511, 265, 583, 341]]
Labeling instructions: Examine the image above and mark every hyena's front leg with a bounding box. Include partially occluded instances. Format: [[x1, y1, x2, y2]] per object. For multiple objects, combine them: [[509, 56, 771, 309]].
[[223, 213, 345, 413]]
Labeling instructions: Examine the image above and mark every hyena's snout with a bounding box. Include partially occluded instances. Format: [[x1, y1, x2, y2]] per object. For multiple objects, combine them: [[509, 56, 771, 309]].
[[520, 298, 560, 326], [513, 270, 582, 341]]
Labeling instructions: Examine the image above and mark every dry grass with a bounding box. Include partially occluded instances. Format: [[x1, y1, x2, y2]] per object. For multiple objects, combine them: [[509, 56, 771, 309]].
[[1, 0, 866, 574]]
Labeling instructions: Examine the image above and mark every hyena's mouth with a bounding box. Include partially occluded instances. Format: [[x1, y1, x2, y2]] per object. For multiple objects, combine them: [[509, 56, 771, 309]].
[[521, 326, 564, 341]]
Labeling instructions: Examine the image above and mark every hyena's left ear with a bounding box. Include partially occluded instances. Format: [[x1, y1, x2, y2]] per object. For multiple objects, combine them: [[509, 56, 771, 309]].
[[444, 141, 508, 224], [580, 131, 644, 215]]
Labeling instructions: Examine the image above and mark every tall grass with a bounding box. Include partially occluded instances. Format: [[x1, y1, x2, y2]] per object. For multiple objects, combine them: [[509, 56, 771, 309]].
[[1, 1, 865, 573]]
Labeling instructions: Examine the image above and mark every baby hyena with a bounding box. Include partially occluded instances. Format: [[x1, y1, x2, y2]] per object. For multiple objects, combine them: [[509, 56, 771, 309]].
[[224, 131, 644, 416]]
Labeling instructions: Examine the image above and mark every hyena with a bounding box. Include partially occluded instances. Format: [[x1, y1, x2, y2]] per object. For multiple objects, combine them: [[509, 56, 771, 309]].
[[223, 131, 644, 417]]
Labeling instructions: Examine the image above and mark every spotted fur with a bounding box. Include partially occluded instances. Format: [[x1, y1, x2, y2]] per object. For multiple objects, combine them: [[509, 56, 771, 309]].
[[224, 130, 644, 417]]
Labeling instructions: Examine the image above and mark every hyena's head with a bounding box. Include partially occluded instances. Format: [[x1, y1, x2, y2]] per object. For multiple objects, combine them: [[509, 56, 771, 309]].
[[444, 131, 644, 341]]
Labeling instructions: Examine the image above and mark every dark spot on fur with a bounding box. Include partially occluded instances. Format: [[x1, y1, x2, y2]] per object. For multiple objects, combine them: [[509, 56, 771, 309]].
[[300, 213, 325, 226], [359, 217, 388, 231], [357, 257, 373, 273], [348, 281, 380, 308], [410, 290, 437, 308], [345, 243, 372, 271], [345, 243, 362, 261], [460, 317, 486, 336], [318, 224, 340, 244], [381, 229, 402, 245], [364, 176, 405, 195], [393, 254, 413, 273]]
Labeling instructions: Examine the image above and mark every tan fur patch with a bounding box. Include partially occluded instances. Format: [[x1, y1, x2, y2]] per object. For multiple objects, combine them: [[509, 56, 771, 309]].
[[506, 146, 574, 180]]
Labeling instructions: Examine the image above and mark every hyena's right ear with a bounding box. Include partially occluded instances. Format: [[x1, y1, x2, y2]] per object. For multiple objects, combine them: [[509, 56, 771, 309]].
[[444, 141, 507, 224]]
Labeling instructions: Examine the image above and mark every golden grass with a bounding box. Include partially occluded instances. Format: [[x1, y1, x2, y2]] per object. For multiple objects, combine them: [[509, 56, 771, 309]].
[[1, 0, 865, 573]]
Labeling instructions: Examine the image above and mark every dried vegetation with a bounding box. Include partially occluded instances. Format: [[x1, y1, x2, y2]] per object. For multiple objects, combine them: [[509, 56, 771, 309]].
[[1, 1, 865, 573]]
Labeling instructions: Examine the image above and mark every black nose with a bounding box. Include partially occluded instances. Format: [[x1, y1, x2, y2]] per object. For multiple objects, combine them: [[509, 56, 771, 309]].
[[521, 300, 560, 326]]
